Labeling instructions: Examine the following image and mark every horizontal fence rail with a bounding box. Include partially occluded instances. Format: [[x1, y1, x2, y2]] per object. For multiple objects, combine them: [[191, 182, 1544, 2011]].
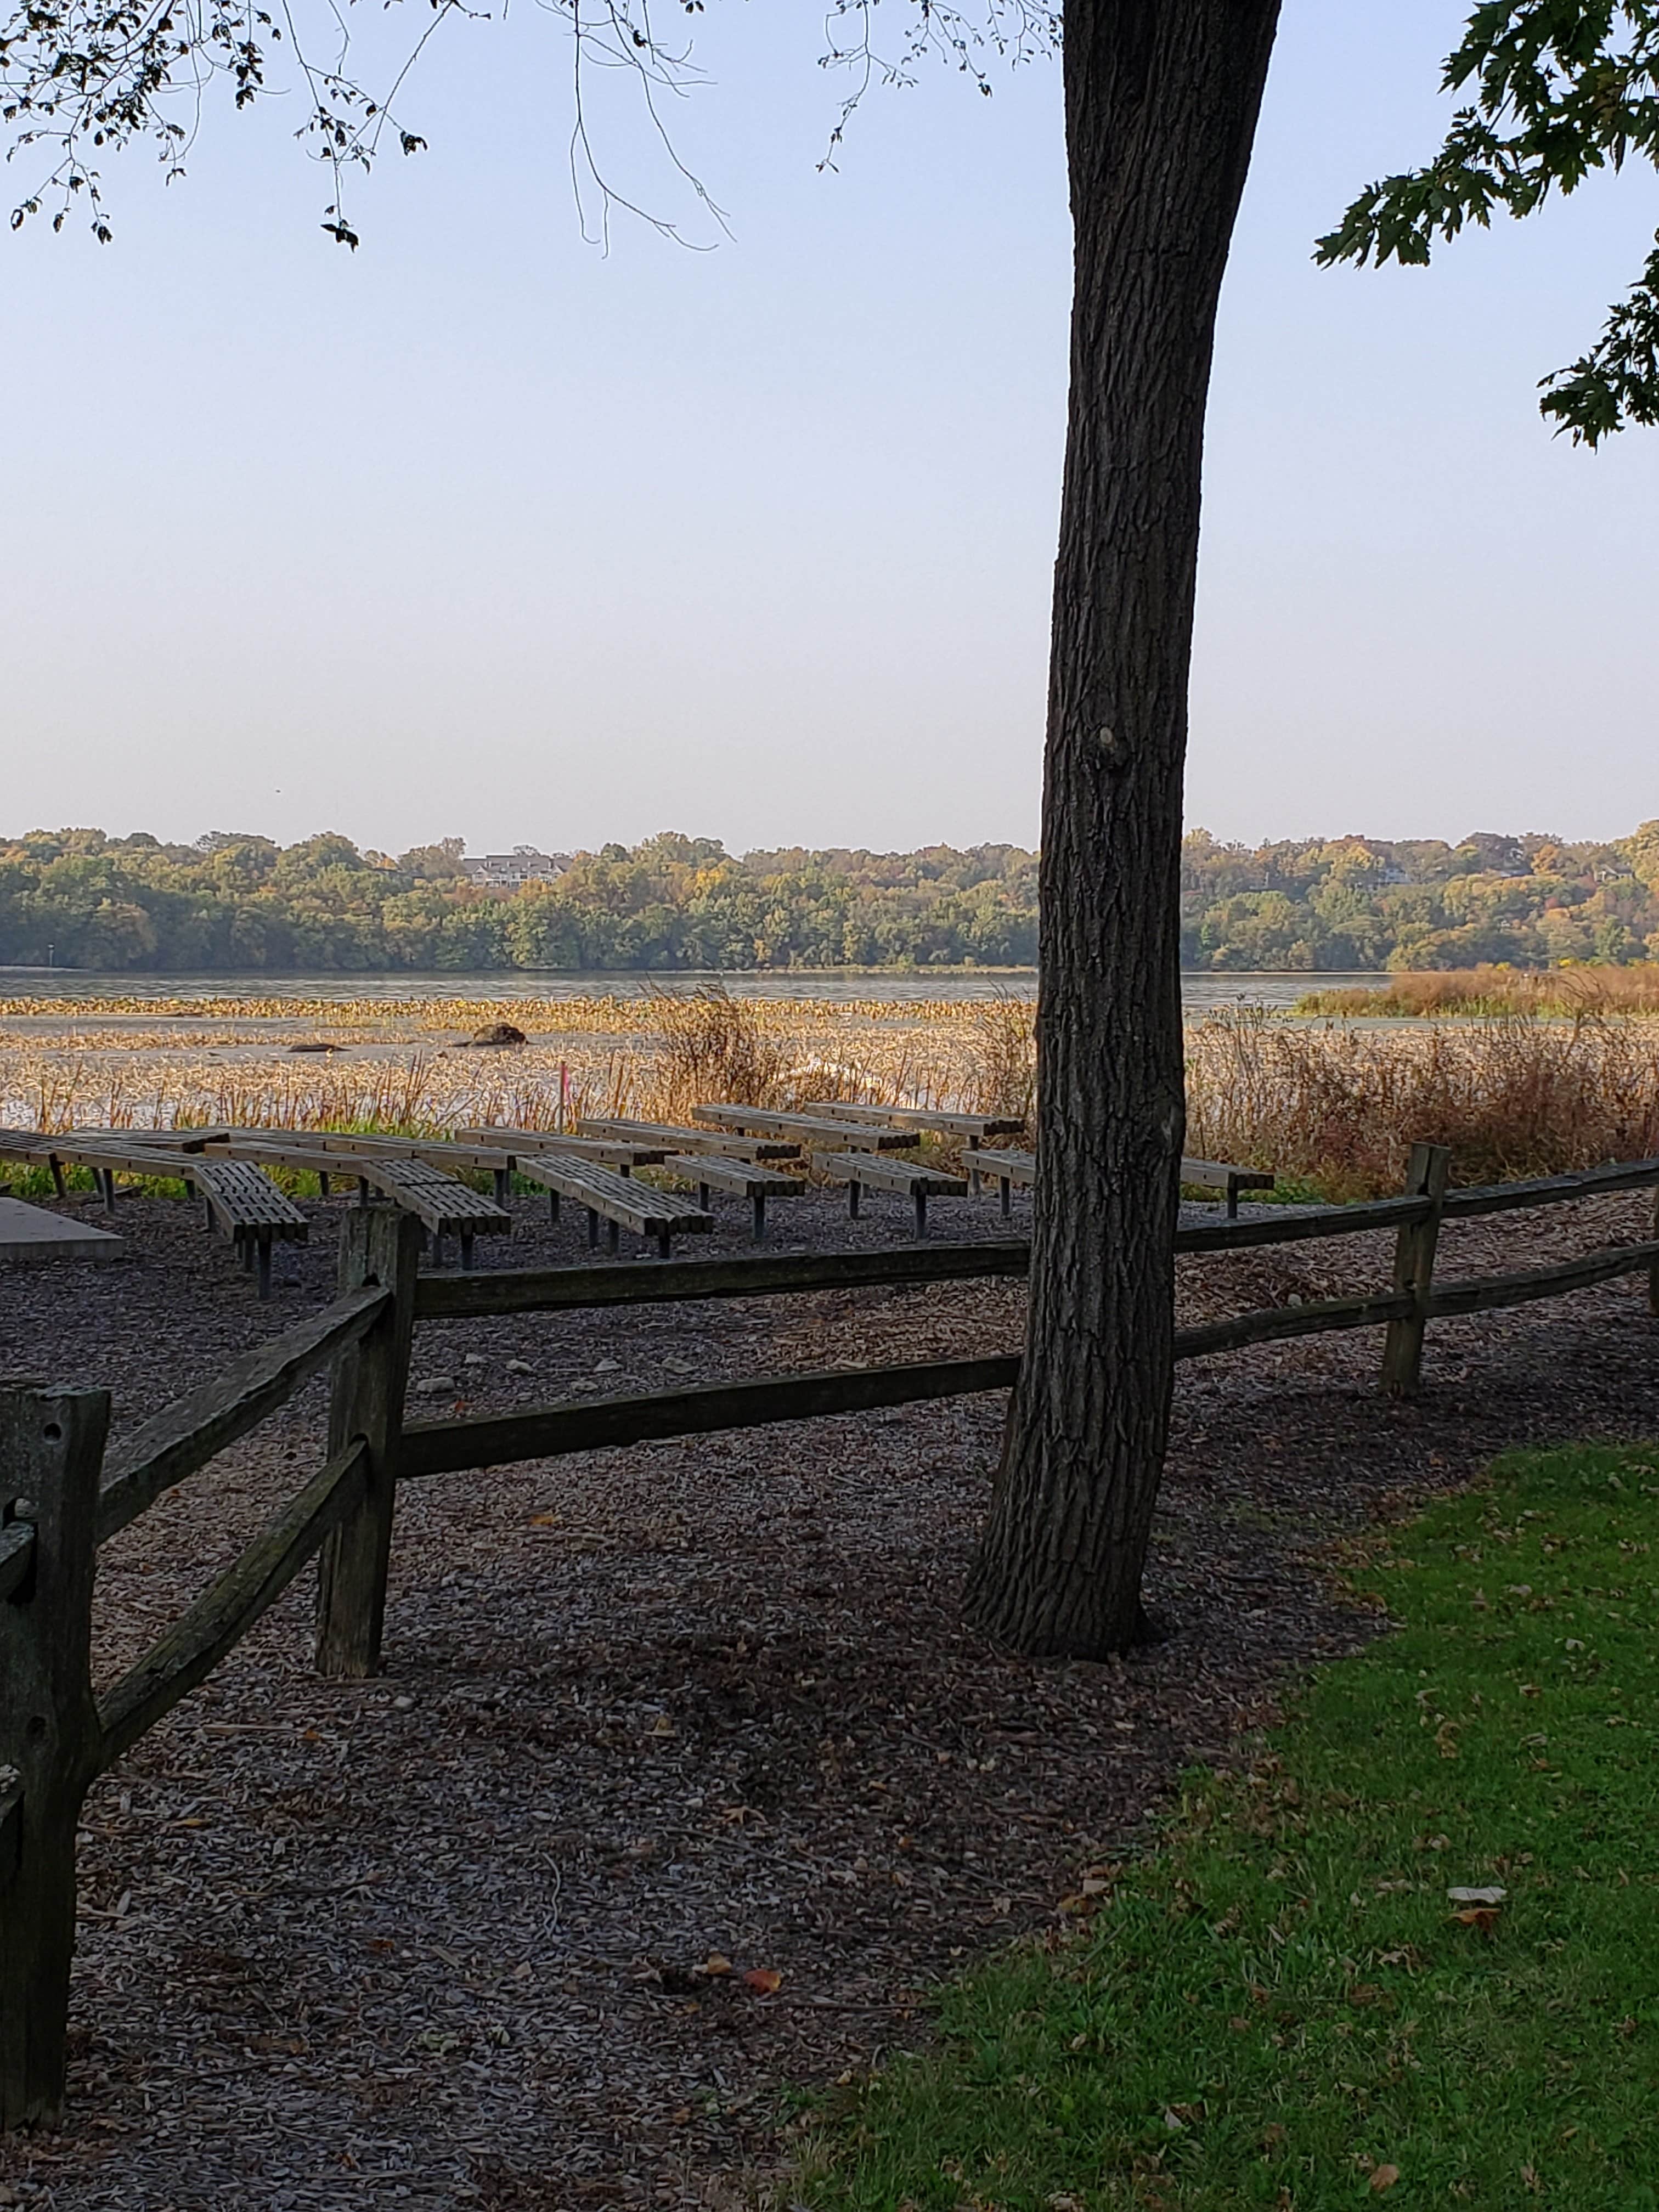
[[1439, 1156, 1659, 1217], [1173, 1288, 1418, 1361], [1425, 1239, 1659, 1318], [97, 1286, 390, 1544], [1173, 1194, 1433, 1252], [97, 1438, 369, 1769], [398, 1356, 1025, 1480], [413, 1239, 1032, 1319]]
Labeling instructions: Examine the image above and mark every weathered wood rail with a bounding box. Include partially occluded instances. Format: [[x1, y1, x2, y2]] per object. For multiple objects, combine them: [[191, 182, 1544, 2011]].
[[5, 1146, 1659, 2126]]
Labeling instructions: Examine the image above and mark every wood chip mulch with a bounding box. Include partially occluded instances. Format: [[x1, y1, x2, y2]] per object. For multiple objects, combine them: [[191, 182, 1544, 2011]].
[[2, 1186, 1657, 2210]]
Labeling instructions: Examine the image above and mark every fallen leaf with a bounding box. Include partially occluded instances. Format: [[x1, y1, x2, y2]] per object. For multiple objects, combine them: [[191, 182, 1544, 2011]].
[[742, 1967, 783, 1995], [1452, 1907, 1502, 1932], [1369, 2165, 1401, 2193], [702, 1953, 732, 1977]]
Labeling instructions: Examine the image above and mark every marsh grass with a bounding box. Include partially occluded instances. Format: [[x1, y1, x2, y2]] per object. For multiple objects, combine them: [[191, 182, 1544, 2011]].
[[1185, 1010, 1659, 1198], [5, 994, 1657, 1199], [1297, 965, 1659, 1020]]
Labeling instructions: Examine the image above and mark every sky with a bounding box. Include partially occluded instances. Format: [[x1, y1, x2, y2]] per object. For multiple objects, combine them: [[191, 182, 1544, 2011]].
[[2, 2, 1656, 860]]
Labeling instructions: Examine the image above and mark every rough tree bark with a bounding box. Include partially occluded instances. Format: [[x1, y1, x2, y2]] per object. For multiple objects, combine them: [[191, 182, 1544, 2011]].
[[965, 0, 1282, 1657]]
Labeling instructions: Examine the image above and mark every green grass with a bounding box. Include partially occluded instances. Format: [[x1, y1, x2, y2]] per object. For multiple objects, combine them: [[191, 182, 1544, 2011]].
[[802, 1445, 1659, 2210]]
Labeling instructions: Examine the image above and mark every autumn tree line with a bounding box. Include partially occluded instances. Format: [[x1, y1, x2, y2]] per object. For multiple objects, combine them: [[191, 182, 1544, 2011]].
[[3, 822, 1658, 974]]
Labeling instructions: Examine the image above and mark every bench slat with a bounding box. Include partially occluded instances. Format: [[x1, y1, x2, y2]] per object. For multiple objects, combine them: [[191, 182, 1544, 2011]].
[[516, 1153, 714, 1254], [818, 1150, 967, 1236], [661, 1156, 807, 1198], [454, 1126, 672, 1168], [691, 1105, 915, 1150], [575, 1118, 803, 1161], [802, 1102, 1027, 1141]]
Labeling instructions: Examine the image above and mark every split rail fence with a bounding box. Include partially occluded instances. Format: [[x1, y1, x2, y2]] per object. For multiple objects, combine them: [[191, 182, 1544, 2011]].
[[5, 1144, 1659, 2124]]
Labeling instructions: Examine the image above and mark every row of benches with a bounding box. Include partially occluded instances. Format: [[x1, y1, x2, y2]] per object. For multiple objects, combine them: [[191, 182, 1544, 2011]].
[[1, 1105, 1276, 1293]]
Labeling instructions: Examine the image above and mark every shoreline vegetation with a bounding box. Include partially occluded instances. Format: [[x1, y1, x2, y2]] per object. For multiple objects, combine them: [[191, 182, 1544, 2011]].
[[5, 822, 1659, 975], [1295, 964, 1659, 1018], [4, 990, 1657, 1205]]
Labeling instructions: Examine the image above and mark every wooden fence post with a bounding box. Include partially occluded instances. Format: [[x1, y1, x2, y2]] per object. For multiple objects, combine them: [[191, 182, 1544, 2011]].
[[314, 1210, 421, 1679], [1380, 1142, 1452, 1400], [1, 1381, 110, 2129]]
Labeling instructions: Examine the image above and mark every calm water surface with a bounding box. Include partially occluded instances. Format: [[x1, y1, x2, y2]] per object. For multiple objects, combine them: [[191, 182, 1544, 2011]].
[[1, 969, 1389, 1014]]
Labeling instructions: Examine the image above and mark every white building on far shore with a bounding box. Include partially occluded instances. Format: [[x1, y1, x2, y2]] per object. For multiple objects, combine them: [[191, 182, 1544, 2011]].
[[461, 848, 568, 890]]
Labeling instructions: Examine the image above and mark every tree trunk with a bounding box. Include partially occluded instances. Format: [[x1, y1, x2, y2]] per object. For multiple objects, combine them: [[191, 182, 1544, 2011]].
[[964, 0, 1281, 1658]]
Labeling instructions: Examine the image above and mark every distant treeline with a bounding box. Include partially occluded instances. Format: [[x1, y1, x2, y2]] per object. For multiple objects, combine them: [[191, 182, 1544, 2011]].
[[1182, 826, 1659, 971], [3, 823, 1657, 973], [0, 830, 1037, 972]]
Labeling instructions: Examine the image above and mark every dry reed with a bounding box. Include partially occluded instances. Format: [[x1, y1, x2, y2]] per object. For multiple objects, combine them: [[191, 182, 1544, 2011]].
[[7, 992, 1657, 1200], [1186, 1009, 1659, 1197], [1297, 965, 1659, 1019]]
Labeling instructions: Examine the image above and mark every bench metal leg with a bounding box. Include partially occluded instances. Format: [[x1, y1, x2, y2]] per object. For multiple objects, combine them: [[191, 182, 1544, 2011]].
[[49, 1156, 66, 1200], [586, 1207, 599, 1249], [619, 1164, 632, 1179], [357, 1177, 370, 1206], [460, 1231, 476, 1271], [848, 1182, 861, 1221], [256, 1233, 273, 1301], [1227, 1175, 1240, 1221], [432, 1233, 446, 1269], [240, 1236, 255, 1273], [493, 1168, 510, 1207], [203, 1194, 215, 1231], [318, 1170, 331, 1199], [607, 1219, 620, 1256], [549, 1189, 560, 1224], [752, 1192, 766, 1242], [914, 1190, 928, 1239], [967, 1143, 981, 1197], [1000, 1175, 1012, 1220], [656, 1227, 672, 1260], [100, 1169, 117, 1216], [698, 1182, 712, 1211]]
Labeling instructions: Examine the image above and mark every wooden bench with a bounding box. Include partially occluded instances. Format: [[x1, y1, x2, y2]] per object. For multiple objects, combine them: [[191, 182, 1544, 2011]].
[[817, 1152, 968, 1237], [574, 1117, 803, 1162], [453, 1127, 672, 1178], [802, 1102, 1028, 1145], [189, 1159, 311, 1297], [661, 1155, 806, 1242], [206, 1140, 509, 1267], [1180, 1156, 1277, 1219], [354, 1158, 512, 1266], [691, 1105, 916, 1152], [0, 1128, 227, 1200], [518, 1154, 713, 1258], [965, 1146, 1036, 1216], [17, 1137, 309, 1298], [965, 1148, 1274, 1220]]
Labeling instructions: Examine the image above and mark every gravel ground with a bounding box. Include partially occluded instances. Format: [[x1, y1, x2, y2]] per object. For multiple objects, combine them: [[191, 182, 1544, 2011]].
[[2, 1182, 1657, 2210]]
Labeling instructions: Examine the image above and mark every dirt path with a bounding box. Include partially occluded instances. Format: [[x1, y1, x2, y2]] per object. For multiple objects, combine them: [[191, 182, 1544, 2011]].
[[2, 1188, 1656, 2209]]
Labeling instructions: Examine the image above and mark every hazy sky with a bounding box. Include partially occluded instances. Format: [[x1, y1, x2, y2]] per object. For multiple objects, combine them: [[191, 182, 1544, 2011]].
[[3, 2, 1655, 858]]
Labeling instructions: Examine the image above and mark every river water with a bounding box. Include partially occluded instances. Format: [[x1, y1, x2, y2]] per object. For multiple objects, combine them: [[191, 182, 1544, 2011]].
[[0, 969, 1387, 1013]]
